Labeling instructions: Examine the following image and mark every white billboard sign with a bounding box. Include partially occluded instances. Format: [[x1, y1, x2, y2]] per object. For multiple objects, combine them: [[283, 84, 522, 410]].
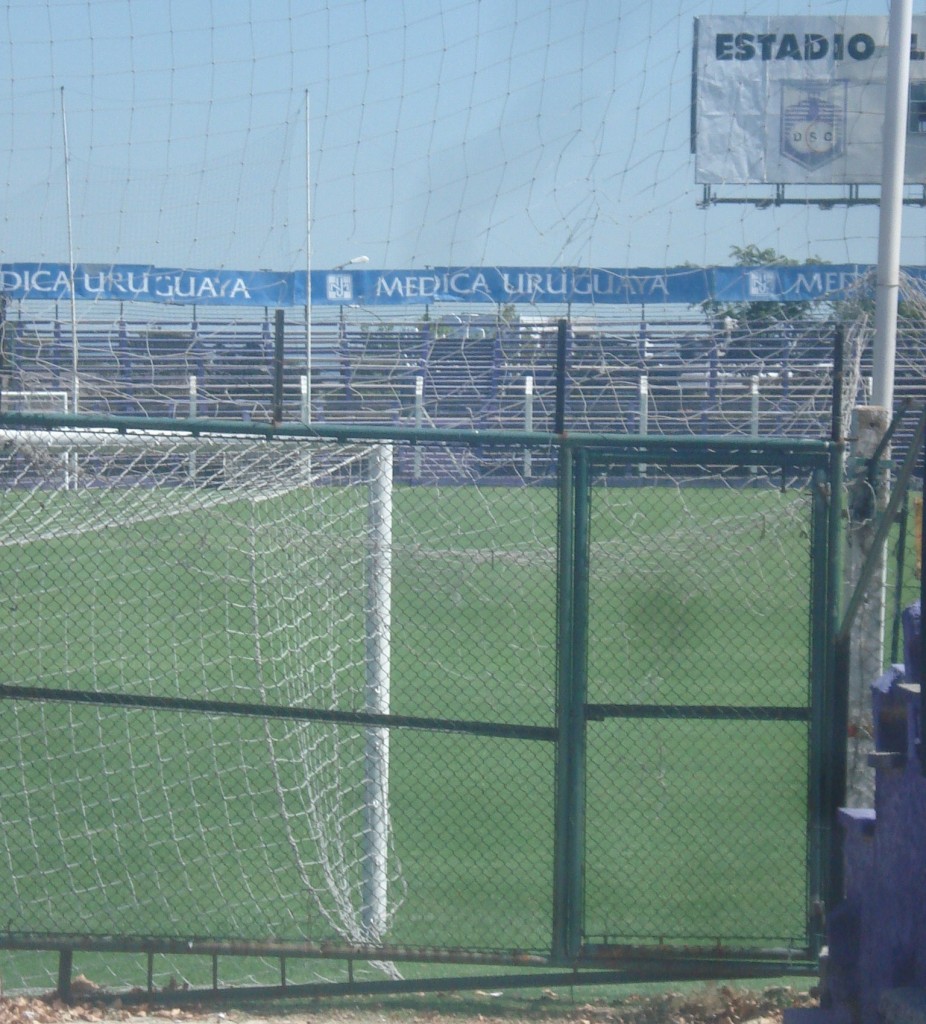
[[693, 16, 926, 184]]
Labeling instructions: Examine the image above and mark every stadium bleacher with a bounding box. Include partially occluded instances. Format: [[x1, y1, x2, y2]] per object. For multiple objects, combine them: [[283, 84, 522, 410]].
[[0, 304, 920, 454]]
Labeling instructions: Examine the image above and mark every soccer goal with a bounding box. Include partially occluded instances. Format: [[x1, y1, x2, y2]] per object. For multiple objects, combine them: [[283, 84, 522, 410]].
[[0, 424, 402, 961], [1, 389, 70, 413]]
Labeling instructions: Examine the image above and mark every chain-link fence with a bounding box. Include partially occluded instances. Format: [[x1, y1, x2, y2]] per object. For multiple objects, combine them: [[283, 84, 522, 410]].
[[0, 415, 839, 997], [581, 464, 818, 948]]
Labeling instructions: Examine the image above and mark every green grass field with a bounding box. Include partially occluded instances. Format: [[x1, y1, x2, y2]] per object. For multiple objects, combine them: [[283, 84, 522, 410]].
[[0, 461, 823, 991]]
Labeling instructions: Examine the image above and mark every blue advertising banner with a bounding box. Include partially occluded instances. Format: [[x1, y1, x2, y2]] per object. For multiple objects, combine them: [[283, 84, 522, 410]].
[[311, 265, 713, 306], [0, 260, 907, 307], [711, 263, 873, 303], [0, 263, 295, 307]]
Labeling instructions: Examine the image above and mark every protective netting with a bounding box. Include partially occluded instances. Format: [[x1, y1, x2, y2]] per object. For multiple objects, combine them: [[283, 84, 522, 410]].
[[0, 429, 405, 965], [6, 1, 917, 269]]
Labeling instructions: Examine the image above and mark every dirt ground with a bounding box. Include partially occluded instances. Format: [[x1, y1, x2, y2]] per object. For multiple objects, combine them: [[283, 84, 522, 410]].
[[0, 980, 819, 1024]]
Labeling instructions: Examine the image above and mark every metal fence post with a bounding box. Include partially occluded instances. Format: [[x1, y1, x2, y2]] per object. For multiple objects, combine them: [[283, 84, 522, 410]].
[[809, 463, 837, 954], [272, 308, 285, 425], [552, 443, 589, 963], [824, 430, 847, 918]]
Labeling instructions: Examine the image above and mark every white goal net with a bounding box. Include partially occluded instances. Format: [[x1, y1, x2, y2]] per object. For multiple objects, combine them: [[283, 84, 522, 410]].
[[0, 425, 403, 976]]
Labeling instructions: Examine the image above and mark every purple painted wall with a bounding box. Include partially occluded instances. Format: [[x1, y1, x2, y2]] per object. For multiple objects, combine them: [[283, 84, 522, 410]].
[[825, 603, 926, 1022]]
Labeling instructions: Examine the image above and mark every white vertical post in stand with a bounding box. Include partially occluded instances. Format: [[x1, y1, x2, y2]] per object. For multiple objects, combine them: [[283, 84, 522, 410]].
[[413, 375, 424, 479], [523, 374, 534, 479], [638, 374, 649, 476], [62, 386, 73, 487], [188, 376, 198, 480], [300, 375, 309, 425], [362, 443, 393, 939], [750, 375, 760, 475]]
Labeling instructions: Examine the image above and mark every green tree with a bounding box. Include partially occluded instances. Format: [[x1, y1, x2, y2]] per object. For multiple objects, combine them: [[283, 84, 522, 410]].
[[703, 244, 825, 324]]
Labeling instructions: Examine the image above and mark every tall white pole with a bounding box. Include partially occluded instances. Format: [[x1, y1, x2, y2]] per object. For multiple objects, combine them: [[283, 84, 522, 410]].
[[305, 89, 312, 425], [362, 443, 393, 940], [60, 88, 79, 417], [845, 4, 912, 807], [872, 0, 913, 411]]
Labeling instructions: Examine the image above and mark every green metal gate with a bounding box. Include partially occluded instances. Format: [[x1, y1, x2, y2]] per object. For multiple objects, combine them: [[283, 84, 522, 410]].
[[552, 437, 842, 975]]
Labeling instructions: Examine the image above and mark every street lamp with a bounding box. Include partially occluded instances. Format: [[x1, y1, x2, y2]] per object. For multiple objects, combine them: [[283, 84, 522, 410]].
[[333, 255, 370, 270]]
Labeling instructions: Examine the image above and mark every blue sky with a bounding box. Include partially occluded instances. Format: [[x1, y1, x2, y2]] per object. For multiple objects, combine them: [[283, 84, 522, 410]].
[[2, 0, 924, 272]]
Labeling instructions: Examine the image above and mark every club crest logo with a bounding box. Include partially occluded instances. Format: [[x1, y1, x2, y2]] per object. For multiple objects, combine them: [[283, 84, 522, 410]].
[[747, 269, 780, 299], [780, 82, 847, 170], [326, 273, 354, 301]]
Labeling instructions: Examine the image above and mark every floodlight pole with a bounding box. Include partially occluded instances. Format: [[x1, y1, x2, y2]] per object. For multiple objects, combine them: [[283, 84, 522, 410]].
[[872, 0, 913, 411], [60, 88, 79, 418], [843, 0, 914, 807], [305, 89, 312, 425]]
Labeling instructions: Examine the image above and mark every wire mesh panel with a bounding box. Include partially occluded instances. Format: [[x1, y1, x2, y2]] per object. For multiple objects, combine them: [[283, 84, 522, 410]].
[[0, 421, 560, 990], [581, 466, 817, 954], [584, 717, 809, 946], [387, 731, 554, 951]]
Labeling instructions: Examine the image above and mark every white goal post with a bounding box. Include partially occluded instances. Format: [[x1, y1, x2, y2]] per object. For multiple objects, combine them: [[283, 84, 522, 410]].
[[1, 389, 69, 413]]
